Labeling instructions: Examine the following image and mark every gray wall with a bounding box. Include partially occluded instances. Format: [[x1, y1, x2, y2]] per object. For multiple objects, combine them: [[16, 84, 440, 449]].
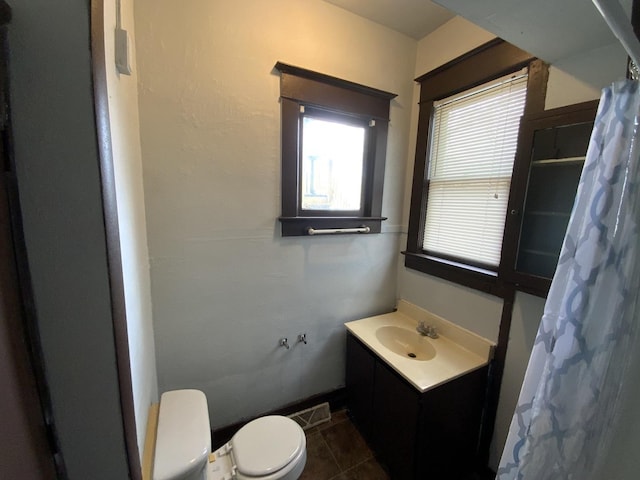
[[8, 1, 130, 478], [133, 0, 416, 428]]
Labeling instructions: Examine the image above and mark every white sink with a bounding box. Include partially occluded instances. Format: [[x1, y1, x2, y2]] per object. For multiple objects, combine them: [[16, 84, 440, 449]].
[[345, 300, 495, 392], [375, 326, 436, 361]]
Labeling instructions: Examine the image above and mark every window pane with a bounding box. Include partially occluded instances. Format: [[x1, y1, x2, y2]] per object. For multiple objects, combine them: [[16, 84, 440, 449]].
[[423, 71, 527, 267], [301, 116, 365, 211]]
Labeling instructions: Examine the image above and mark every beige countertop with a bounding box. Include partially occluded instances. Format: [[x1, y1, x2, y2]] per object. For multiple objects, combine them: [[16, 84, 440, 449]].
[[345, 300, 495, 393]]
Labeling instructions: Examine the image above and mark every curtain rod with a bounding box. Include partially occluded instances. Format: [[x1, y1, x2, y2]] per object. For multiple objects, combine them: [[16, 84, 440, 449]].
[[592, 0, 640, 68]]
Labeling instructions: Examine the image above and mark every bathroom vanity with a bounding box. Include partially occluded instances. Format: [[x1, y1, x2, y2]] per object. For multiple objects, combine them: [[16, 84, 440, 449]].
[[345, 301, 494, 479]]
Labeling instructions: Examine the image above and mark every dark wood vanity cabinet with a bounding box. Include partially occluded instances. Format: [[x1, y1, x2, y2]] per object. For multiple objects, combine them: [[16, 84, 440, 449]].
[[502, 100, 599, 297], [345, 329, 376, 439], [346, 333, 488, 479]]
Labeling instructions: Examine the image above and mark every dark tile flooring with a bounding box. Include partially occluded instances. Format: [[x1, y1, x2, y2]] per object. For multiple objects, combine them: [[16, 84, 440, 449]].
[[300, 409, 389, 480], [300, 409, 495, 480]]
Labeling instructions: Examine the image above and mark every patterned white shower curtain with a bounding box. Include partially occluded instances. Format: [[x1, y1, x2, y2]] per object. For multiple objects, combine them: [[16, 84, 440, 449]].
[[497, 79, 640, 480]]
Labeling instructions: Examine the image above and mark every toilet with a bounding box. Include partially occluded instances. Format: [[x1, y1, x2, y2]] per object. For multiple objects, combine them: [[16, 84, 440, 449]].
[[152, 389, 307, 480]]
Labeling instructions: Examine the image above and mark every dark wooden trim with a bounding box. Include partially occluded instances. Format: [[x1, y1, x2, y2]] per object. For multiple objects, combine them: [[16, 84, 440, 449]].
[[212, 388, 347, 449], [628, 0, 640, 77], [414, 38, 505, 82], [280, 98, 300, 218], [275, 62, 396, 102], [405, 101, 433, 250], [279, 72, 391, 120], [369, 120, 388, 216], [89, 2, 142, 479], [524, 59, 549, 115], [277, 64, 394, 236], [402, 252, 505, 298], [518, 98, 599, 122], [476, 286, 515, 468], [415, 39, 535, 103], [632, 0, 640, 50], [499, 99, 599, 297], [279, 216, 386, 236], [405, 40, 548, 296]]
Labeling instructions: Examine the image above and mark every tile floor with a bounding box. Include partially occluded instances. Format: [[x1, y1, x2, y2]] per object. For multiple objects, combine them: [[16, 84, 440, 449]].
[[299, 409, 495, 480], [300, 410, 389, 480]]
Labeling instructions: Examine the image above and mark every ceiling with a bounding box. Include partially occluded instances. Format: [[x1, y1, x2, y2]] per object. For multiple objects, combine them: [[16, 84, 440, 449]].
[[323, 0, 455, 39], [323, 0, 633, 64], [435, 0, 631, 63]]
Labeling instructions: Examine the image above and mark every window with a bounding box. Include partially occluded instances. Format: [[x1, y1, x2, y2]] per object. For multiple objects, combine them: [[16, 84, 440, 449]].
[[300, 109, 366, 212], [404, 39, 548, 296], [424, 71, 527, 268], [275, 62, 396, 237]]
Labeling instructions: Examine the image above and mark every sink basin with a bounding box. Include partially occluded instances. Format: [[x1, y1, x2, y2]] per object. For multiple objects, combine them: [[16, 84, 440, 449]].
[[375, 326, 436, 361]]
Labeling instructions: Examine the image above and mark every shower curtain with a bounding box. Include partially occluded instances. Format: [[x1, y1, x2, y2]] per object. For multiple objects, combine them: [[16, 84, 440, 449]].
[[497, 79, 640, 479]]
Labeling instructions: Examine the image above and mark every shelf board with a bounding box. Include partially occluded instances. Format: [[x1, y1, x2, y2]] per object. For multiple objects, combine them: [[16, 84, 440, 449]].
[[519, 248, 558, 258], [524, 210, 571, 217], [531, 156, 585, 166]]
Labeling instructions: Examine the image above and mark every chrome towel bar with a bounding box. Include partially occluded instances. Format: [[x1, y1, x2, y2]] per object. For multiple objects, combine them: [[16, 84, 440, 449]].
[[307, 226, 371, 235]]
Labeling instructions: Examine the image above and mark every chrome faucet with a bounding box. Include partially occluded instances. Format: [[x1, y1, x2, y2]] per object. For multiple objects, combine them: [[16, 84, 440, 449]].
[[416, 321, 439, 339]]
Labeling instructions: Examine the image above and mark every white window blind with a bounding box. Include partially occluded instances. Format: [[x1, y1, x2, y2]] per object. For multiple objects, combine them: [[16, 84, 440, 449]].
[[423, 70, 528, 268]]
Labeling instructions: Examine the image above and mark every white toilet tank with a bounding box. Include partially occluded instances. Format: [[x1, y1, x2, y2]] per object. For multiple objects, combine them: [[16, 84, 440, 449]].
[[153, 390, 211, 480]]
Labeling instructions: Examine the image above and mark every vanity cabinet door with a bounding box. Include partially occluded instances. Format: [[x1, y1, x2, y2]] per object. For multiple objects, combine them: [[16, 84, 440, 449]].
[[345, 333, 376, 439], [371, 359, 420, 479], [415, 367, 488, 479], [502, 100, 598, 297], [346, 332, 489, 479]]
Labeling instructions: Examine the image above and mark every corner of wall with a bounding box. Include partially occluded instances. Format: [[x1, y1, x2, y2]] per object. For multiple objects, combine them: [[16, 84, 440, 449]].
[[103, 0, 159, 461]]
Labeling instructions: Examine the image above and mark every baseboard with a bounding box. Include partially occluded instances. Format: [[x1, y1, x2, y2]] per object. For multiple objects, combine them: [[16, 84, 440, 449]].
[[141, 402, 160, 480], [212, 387, 346, 448]]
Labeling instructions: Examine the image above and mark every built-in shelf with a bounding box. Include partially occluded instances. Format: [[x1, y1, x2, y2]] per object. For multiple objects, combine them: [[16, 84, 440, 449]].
[[531, 156, 585, 166], [519, 248, 558, 258], [503, 100, 598, 297], [525, 211, 571, 217]]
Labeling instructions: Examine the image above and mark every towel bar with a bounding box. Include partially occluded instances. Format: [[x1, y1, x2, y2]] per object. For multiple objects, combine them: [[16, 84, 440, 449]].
[[307, 226, 371, 235]]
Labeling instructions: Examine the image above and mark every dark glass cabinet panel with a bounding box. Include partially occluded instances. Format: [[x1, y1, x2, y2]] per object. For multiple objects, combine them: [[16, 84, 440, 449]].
[[517, 123, 591, 278], [502, 101, 598, 297]]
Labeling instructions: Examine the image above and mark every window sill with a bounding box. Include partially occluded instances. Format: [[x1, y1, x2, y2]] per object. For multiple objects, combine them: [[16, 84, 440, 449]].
[[279, 216, 386, 237], [401, 251, 506, 298]]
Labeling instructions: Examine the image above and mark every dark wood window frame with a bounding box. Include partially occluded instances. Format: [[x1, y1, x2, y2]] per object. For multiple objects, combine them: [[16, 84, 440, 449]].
[[403, 39, 549, 298], [275, 62, 396, 237]]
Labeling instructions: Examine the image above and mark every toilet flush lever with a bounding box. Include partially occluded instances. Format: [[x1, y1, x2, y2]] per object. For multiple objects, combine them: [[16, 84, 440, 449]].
[[298, 334, 307, 344], [280, 338, 290, 349]]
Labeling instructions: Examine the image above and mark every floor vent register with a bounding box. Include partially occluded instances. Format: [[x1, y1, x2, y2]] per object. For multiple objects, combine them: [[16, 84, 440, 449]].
[[287, 402, 331, 430]]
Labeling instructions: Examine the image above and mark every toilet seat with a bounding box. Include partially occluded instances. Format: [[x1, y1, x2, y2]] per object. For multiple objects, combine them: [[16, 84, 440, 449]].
[[233, 416, 304, 476], [210, 416, 306, 480]]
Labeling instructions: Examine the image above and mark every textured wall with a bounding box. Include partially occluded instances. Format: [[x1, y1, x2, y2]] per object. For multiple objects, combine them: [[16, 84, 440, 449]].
[[103, 0, 158, 458], [133, 0, 416, 428]]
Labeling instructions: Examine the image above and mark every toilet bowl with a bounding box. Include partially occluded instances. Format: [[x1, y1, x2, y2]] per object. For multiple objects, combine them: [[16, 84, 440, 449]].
[[152, 389, 307, 480]]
